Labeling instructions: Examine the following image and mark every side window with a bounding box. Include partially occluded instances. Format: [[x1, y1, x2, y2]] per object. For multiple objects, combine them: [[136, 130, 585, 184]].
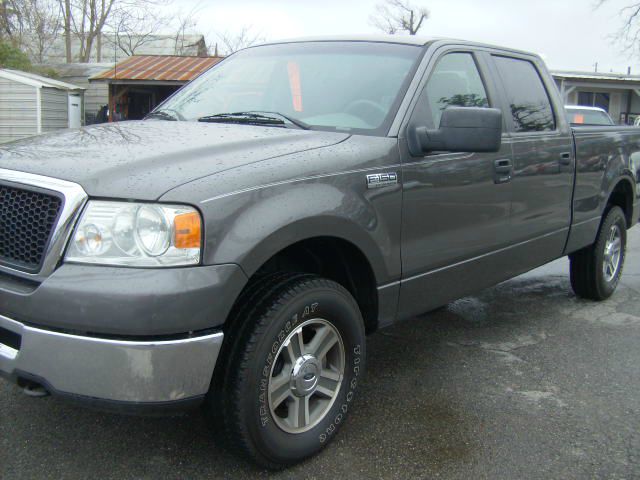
[[426, 53, 489, 128], [493, 56, 555, 132]]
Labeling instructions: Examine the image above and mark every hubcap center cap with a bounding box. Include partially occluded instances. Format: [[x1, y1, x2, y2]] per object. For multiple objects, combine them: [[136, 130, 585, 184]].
[[290, 354, 320, 397]]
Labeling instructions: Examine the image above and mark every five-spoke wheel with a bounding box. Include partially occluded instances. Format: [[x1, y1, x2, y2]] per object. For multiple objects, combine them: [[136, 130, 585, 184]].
[[603, 224, 622, 282], [269, 319, 345, 433]]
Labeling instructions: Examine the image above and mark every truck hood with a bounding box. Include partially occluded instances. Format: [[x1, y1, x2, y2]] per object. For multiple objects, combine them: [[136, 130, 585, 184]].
[[0, 121, 349, 200]]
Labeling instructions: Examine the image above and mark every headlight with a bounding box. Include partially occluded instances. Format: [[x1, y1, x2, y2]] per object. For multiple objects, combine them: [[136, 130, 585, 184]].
[[65, 201, 202, 267]]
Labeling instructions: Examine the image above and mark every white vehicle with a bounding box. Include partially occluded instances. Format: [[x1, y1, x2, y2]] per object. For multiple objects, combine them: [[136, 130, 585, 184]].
[[565, 105, 614, 126]]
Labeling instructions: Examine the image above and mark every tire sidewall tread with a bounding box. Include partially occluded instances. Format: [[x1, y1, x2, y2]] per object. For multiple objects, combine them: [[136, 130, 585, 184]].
[[210, 274, 366, 469], [570, 206, 627, 301]]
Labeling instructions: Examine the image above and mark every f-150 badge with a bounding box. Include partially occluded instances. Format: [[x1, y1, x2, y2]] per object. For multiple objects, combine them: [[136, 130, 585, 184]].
[[366, 172, 398, 189]]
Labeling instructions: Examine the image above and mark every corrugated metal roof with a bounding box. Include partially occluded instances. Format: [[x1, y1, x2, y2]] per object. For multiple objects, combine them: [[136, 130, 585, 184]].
[[0, 69, 85, 90], [90, 55, 223, 82]]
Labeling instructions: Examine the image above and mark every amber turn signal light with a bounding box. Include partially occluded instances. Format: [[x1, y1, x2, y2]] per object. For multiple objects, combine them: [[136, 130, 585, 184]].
[[174, 211, 202, 249]]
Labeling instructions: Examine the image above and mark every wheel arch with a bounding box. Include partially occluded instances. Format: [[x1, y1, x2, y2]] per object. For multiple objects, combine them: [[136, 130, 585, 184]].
[[248, 234, 380, 334], [605, 176, 635, 228], [200, 180, 400, 334]]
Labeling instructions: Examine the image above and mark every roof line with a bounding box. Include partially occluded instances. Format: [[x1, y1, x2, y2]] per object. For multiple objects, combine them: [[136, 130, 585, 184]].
[[0, 68, 84, 90]]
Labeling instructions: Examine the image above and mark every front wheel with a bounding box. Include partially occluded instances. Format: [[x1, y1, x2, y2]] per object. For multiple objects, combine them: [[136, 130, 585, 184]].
[[209, 274, 366, 469], [570, 206, 627, 300]]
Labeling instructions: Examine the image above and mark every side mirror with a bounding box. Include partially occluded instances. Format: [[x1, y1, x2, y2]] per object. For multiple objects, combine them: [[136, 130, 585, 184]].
[[408, 107, 503, 155]]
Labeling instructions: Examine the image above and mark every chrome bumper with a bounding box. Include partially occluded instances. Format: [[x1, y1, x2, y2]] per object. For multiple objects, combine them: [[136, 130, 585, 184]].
[[0, 314, 223, 404]]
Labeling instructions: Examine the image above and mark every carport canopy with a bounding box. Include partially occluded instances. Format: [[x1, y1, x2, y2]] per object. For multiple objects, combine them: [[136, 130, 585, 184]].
[[89, 55, 224, 121]]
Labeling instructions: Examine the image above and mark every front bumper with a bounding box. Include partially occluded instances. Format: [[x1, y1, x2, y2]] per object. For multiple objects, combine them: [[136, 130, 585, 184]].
[[0, 313, 223, 405], [0, 263, 248, 336]]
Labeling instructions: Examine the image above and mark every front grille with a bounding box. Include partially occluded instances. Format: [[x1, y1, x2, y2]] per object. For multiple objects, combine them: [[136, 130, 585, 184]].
[[0, 184, 63, 273]]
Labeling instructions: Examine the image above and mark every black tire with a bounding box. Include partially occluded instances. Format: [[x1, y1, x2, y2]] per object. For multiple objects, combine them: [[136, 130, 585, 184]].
[[207, 273, 366, 469], [570, 206, 627, 300]]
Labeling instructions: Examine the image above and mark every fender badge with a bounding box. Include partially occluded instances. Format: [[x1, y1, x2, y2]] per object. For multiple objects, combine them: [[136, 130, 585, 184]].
[[366, 172, 398, 189]]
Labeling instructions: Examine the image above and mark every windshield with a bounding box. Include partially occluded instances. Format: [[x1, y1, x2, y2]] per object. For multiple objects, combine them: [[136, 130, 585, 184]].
[[566, 108, 614, 126], [155, 42, 423, 134]]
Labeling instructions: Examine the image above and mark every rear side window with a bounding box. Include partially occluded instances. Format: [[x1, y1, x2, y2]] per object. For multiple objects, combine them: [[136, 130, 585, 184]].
[[425, 52, 489, 128], [493, 56, 555, 132]]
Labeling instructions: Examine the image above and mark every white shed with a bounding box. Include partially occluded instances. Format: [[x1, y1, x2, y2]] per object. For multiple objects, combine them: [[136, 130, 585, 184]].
[[0, 69, 85, 143]]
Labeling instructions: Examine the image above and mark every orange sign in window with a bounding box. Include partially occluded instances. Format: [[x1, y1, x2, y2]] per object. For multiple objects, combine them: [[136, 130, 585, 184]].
[[573, 114, 585, 124], [287, 61, 303, 112]]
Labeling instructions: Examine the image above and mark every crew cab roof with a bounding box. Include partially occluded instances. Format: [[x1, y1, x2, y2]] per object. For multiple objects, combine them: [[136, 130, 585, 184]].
[[260, 34, 438, 46], [256, 35, 542, 59]]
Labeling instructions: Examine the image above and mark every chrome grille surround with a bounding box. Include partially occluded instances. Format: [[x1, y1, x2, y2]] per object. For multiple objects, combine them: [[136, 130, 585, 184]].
[[0, 168, 88, 282]]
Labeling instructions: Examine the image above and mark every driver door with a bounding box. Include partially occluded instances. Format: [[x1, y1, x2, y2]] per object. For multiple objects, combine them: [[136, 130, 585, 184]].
[[397, 49, 514, 319]]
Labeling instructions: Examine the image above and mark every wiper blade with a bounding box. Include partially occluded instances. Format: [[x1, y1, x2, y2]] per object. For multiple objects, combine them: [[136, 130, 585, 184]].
[[197, 111, 310, 130], [146, 109, 179, 121], [246, 111, 311, 130], [198, 112, 285, 127]]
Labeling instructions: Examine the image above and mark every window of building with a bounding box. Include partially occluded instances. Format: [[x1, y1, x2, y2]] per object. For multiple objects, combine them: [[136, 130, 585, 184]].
[[493, 56, 556, 132], [577, 92, 610, 112]]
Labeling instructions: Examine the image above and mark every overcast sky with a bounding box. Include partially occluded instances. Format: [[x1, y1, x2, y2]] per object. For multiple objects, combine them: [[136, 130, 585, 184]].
[[171, 0, 640, 74]]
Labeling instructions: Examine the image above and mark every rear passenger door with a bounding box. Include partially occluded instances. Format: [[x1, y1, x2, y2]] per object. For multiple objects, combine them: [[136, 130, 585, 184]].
[[488, 54, 574, 264], [397, 49, 514, 319]]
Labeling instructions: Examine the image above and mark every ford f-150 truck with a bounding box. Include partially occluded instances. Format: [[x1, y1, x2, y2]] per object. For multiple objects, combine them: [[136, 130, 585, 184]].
[[0, 36, 638, 468]]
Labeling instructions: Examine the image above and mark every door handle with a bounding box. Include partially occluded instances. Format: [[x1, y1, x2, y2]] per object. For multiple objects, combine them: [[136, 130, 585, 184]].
[[559, 152, 572, 165], [493, 159, 512, 184], [494, 159, 512, 173]]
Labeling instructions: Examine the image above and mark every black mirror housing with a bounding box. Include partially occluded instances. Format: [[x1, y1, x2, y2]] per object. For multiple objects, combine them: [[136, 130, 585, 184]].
[[408, 107, 503, 155]]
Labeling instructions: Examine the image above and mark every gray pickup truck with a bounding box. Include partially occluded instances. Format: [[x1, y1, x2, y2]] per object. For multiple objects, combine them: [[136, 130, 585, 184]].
[[0, 36, 638, 467]]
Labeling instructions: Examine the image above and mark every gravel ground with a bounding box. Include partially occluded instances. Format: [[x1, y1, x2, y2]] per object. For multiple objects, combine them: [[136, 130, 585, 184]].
[[1, 230, 639, 479]]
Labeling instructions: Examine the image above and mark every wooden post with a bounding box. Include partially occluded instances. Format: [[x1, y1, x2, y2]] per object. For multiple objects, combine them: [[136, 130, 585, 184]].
[[109, 84, 115, 123]]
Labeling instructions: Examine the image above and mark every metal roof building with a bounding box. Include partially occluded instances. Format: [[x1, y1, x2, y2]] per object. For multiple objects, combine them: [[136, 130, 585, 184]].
[[43, 62, 114, 125], [552, 70, 640, 125], [25, 33, 208, 64], [90, 55, 223, 121], [0, 69, 85, 144]]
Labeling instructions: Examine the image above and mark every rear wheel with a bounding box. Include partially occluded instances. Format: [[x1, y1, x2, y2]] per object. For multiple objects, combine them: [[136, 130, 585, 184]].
[[208, 274, 366, 469], [570, 206, 627, 300]]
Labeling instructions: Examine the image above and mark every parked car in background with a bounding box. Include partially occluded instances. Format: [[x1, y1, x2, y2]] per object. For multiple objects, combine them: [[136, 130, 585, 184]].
[[566, 105, 615, 126], [1, 36, 639, 468]]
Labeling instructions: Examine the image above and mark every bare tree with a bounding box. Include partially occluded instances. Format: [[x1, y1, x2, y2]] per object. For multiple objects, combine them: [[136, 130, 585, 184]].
[[0, 0, 61, 62], [598, 1, 640, 57], [106, 4, 170, 56], [215, 25, 264, 55], [22, 0, 61, 62], [63, 0, 71, 61], [172, 7, 200, 56], [370, 0, 429, 35], [54, 0, 184, 62], [0, 0, 23, 42], [57, 0, 117, 62]]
